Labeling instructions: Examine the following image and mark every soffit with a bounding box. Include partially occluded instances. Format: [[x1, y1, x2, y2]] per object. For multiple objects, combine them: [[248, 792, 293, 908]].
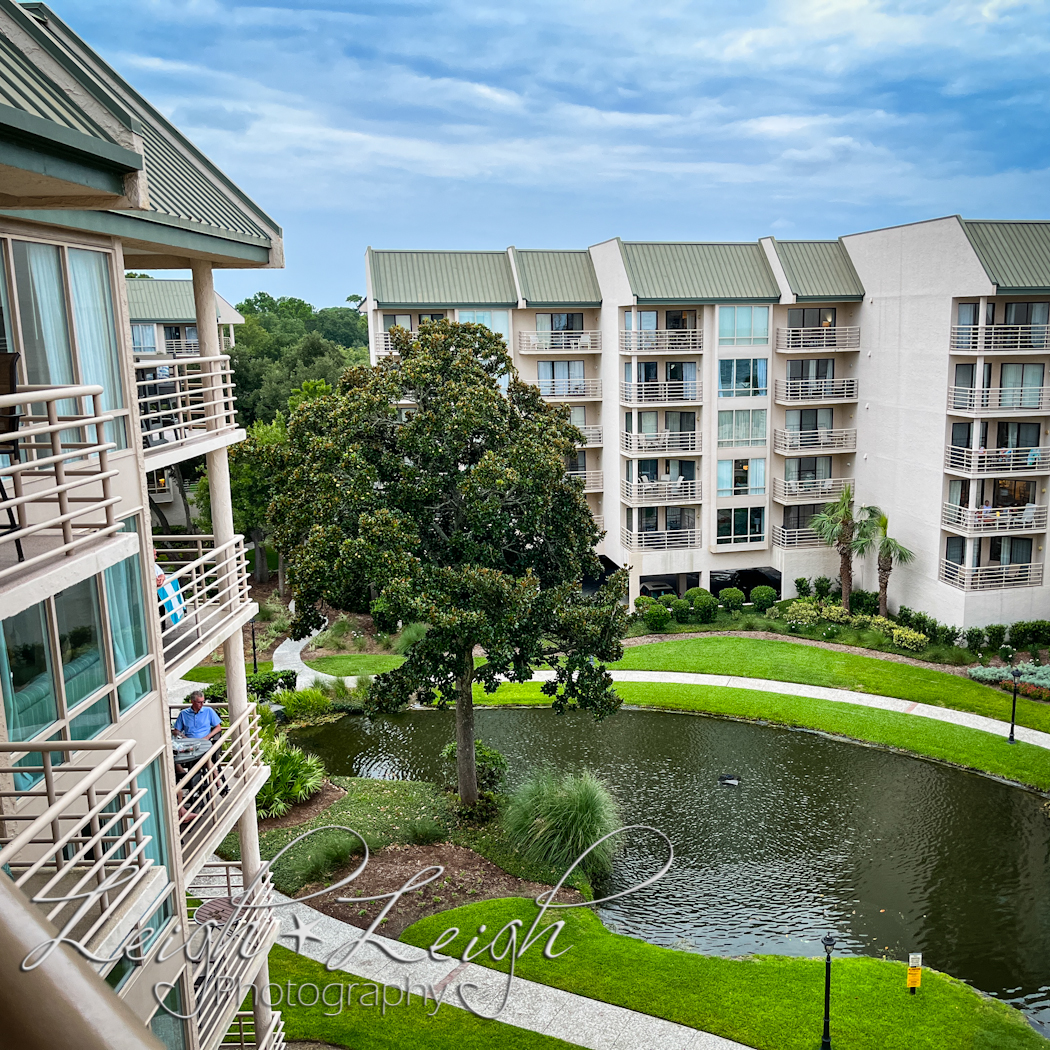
[[368, 249, 518, 308], [960, 220, 1050, 294], [513, 249, 601, 306], [772, 240, 864, 302], [620, 241, 781, 303]]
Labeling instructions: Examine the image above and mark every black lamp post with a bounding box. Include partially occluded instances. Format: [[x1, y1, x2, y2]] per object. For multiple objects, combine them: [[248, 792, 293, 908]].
[[1008, 666, 1021, 744], [250, 618, 258, 674], [821, 933, 836, 1050]]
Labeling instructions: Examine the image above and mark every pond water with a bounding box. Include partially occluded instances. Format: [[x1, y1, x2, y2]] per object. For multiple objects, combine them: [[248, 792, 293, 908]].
[[291, 706, 1050, 1030]]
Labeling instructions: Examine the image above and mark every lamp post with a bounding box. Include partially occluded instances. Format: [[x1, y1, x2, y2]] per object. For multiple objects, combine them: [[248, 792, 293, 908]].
[[821, 933, 836, 1050], [250, 618, 258, 675], [1009, 666, 1021, 744]]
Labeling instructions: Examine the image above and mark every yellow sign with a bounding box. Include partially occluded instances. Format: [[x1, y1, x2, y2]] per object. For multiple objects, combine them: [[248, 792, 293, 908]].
[[907, 967, 922, 988]]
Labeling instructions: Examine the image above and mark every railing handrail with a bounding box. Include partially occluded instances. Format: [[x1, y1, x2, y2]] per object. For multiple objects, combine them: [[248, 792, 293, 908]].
[[775, 325, 860, 350], [771, 525, 822, 547], [773, 427, 856, 449], [618, 330, 704, 353], [774, 378, 858, 400], [943, 445, 1050, 473], [621, 430, 700, 452], [940, 558, 1044, 590], [619, 525, 701, 549], [941, 501, 1047, 530], [773, 476, 854, 498], [621, 478, 700, 500], [0, 382, 105, 409], [620, 380, 702, 402]]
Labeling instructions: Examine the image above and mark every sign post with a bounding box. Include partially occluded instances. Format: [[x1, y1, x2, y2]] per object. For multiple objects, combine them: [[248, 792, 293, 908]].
[[907, 953, 922, 995]]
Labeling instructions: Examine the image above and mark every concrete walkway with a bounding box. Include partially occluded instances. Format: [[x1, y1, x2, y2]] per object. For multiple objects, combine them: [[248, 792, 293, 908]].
[[270, 890, 751, 1050]]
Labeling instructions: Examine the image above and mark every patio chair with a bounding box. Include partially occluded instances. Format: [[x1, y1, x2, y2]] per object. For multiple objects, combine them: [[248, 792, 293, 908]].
[[0, 352, 24, 562]]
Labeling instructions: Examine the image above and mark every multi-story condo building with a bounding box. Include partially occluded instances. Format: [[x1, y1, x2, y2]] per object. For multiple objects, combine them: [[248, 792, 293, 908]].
[[0, 5, 283, 1049], [365, 218, 1050, 627]]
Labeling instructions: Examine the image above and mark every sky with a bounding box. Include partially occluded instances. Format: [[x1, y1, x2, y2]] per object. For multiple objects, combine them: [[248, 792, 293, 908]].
[[53, 0, 1050, 309]]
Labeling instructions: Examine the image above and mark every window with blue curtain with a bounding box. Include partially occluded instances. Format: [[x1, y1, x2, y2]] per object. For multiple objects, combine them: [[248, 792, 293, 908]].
[[104, 549, 152, 712], [719, 306, 769, 345], [54, 576, 106, 710], [717, 459, 733, 496], [0, 601, 58, 743], [138, 756, 171, 874]]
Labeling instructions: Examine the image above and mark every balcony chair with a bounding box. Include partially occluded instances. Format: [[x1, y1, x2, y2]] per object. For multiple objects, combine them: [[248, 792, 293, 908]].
[[0, 352, 24, 562], [1022, 503, 1036, 526]]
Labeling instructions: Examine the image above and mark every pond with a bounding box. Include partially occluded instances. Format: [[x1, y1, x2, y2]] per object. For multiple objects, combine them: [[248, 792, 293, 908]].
[[291, 706, 1050, 1031]]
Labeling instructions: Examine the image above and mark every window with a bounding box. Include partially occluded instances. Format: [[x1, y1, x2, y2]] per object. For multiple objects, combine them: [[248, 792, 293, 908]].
[[958, 302, 995, 326], [418, 312, 445, 323], [785, 408, 832, 432], [787, 358, 834, 381], [54, 577, 106, 710], [569, 406, 587, 428], [104, 547, 153, 712], [717, 506, 765, 544], [997, 421, 1040, 449], [383, 313, 411, 331], [536, 313, 583, 332], [131, 324, 157, 354], [567, 449, 586, 473], [951, 421, 987, 449], [636, 458, 659, 483], [666, 459, 695, 482], [718, 306, 769, 345], [666, 506, 696, 531], [718, 358, 768, 397], [785, 456, 832, 482], [1000, 363, 1044, 409], [11, 241, 75, 392], [538, 359, 585, 395], [458, 310, 510, 340], [624, 310, 657, 330], [1004, 302, 1050, 326], [990, 536, 1033, 565], [993, 478, 1035, 508], [787, 307, 835, 329], [783, 504, 823, 529], [947, 479, 969, 507], [945, 535, 965, 565], [665, 360, 697, 395], [150, 979, 188, 1050], [665, 411, 695, 433], [0, 602, 58, 744], [718, 458, 765, 496], [718, 409, 766, 446], [639, 506, 658, 532], [665, 310, 696, 330]]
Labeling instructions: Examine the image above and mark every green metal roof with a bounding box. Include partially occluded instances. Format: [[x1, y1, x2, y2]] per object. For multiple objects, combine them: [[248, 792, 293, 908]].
[[773, 240, 864, 302], [960, 220, 1050, 294], [125, 278, 243, 324], [620, 241, 780, 304], [512, 249, 601, 306], [368, 249, 518, 308]]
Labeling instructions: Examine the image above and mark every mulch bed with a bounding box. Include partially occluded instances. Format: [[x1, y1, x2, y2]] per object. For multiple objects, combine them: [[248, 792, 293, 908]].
[[259, 780, 347, 832]]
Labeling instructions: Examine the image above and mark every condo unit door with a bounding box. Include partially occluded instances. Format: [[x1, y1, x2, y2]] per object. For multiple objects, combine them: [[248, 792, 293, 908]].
[[783, 503, 823, 528], [666, 459, 696, 481], [787, 358, 834, 380], [665, 310, 696, 330], [569, 405, 587, 427], [785, 408, 832, 439], [665, 411, 695, 432], [997, 421, 1040, 449], [536, 313, 583, 331], [639, 506, 659, 532], [539, 359, 585, 394], [990, 536, 1033, 565], [787, 308, 836, 329], [1000, 363, 1045, 408], [383, 313, 411, 331]]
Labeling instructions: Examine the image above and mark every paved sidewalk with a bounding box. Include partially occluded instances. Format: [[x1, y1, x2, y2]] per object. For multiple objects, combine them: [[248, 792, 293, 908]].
[[271, 890, 752, 1050]]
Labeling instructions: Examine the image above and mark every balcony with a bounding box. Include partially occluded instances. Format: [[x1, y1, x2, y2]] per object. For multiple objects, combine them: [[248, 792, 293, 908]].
[[135, 355, 239, 469], [772, 428, 856, 454], [774, 378, 858, 404], [154, 535, 255, 681], [622, 430, 700, 454], [620, 526, 701, 550], [772, 477, 854, 503], [517, 331, 602, 354], [172, 703, 268, 876], [221, 1013, 286, 1050], [534, 378, 602, 400], [620, 381, 702, 404], [950, 325, 1050, 354], [946, 386, 1050, 414], [776, 326, 861, 352], [592, 515, 605, 533], [621, 478, 700, 505], [566, 469, 603, 492], [943, 445, 1050, 476], [0, 384, 121, 584], [576, 425, 603, 446], [941, 502, 1048, 534], [939, 559, 1044, 591], [772, 526, 824, 549], [162, 336, 233, 356], [619, 331, 703, 354]]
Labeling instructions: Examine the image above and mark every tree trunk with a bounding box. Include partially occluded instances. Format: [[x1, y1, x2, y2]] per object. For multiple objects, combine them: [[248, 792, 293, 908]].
[[171, 463, 197, 533], [278, 553, 287, 599], [455, 649, 478, 806], [878, 555, 892, 618], [148, 494, 170, 532], [838, 542, 852, 611], [251, 529, 270, 583]]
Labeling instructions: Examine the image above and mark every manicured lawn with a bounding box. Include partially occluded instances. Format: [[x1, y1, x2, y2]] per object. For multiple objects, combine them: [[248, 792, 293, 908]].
[[610, 636, 1050, 734], [268, 945, 577, 1049], [182, 660, 274, 684], [402, 900, 1048, 1050], [304, 653, 405, 676], [473, 681, 1050, 790]]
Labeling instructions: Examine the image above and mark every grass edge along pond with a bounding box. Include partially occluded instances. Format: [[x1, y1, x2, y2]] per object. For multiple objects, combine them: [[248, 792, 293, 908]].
[[401, 899, 1049, 1050]]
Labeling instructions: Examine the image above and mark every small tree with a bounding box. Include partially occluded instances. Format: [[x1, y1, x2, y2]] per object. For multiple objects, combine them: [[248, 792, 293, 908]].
[[853, 507, 915, 618], [809, 487, 872, 611]]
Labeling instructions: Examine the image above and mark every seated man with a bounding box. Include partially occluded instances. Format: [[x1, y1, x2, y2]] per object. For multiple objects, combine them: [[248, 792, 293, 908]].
[[172, 690, 222, 778]]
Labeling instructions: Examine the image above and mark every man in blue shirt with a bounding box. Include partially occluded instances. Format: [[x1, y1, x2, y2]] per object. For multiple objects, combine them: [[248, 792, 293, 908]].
[[174, 690, 222, 740]]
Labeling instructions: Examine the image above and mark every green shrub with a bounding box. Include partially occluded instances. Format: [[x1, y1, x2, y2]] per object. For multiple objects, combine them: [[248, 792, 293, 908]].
[[891, 626, 928, 652], [936, 623, 960, 647], [896, 605, 914, 627], [867, 614, 896, 636], [813, 576, 833, 599], [848, 589, 880, 615], [634, 595, 655, 613], [278, 687, 332, 722], [394, 621, 428, 655], [749, 585, 777, 613], [999, 644, 1015, 664], [910, 612, 934, 638], [503, 769, 621, 876], [719, 587, 745, 614], [256, 732, 326, 818], [277, 828, 368, 890], [644, 603, 672, 631], [850, 613, 872, 629], [821, 603, 851, 624], [794, 577, 812, 598], [331, 675, 371, 713], [671, 599, 691, 624], [440, 739, 509, 794], [1030, 649, 1042, 666], [784, 601, 820, 628], [970, 661, 1050, 687], [693, 594, 719, 624], [406, 817, 446, 845], [965, 626, 985, 653], [204, 669, 297, 704], [683, 587, 711, 604], [986, 624, 1007, 650], [657, 594, 677, 610], [1008, 620, 1050, 648]]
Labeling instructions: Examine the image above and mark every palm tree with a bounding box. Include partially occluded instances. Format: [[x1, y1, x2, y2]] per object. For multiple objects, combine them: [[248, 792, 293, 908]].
[[809, 486, 861, 610], [854, 507, 915, 617]]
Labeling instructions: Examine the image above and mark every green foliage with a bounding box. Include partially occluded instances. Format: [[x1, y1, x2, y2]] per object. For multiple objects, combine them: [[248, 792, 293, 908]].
[[965, 626, 986, 653], [276, 686, 332, 722], [986, 624, 1008, 650], [287, 377, 333, 412], [277, 828, 365, 887], [821, 603, 852, 624], [848, 589, 880, 615], [813, 576, 833, 599], [1009, 620, 1050, 647], [634, 595, 655, 613], [749, 585, 777, 612], [204, 668, 297, 704], [671, 598, 691, 624], [793, 576, 812, 597], [693, 594, 719, 624], [969, 661, 1050, 687], [644, 603, 672, 631], [256, 731, 326, 818], [936, 623, 960, 647], [683, 587, 710, 604], [719, 587, 745, 613], [406, 817, 446, 845], [394, 621, 428, 654], [330, 674, 371, 713], [891, 626, 929, 651], [440, 739, 509, 793], [784, 600, 821, 628], [503, 769, 621, 876], [657, 594, 676, 610], [896, 605, 914, 627]]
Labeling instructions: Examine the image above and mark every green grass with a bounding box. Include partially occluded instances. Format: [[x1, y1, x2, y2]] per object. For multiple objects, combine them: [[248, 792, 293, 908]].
[[304, 653, 405, 676], [268, 945, 577, 1049], [611, 636, 1050, 734], [402, 900, 1048, 1050], [182, 660, 274, 684], [473, 681, 1050, 790]]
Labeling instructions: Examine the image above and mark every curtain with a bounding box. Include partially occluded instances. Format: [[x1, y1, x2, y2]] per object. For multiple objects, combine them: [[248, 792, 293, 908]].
[[751, 307, 769, 343], [734, 410, 751, 444], [751, 409, 767, 441], [639, 411, 657, 434], [12, 241, 74, 390], [1000, 363, 1023, 408], [717, 460, 732, 496], [750, 458, 766, 494], [719, 359, 733, 395], [104, 552, 151, 711], [1021, 363, 1044, 409], [753, 358, 768, 394], [718, 412, 733, 445]]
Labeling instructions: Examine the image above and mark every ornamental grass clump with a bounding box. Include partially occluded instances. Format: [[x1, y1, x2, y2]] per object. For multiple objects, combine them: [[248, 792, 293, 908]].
[[256, 731, 326, 818], [504, 769, 621, 877]]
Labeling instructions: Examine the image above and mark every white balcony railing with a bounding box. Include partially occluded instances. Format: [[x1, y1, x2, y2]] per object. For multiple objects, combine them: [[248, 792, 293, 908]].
[[154, 535, 253, 680], [772, 476, 854, 503], [773, 428, 857, 453], [517, 331, 602, 353], [576, 425, 603, 445], [566, 469, 603, 491], [944, 445, 1050, 475], [941, 502, 1048, 534], [950, 325, 1050, 353], [774, 378, 858, 403], [621, 478, 700, 504], [620, 381, 702, 403], [592, 515, 605, 533], [135, 355, 238, 461], [946, 386, 1050, 413], [0, 384, 120, 582], [776, 326, 861, 351], [620, 526, 701, 550], [772, 525, 824, 548], [221, 1012, 286, 1050], [940, 559, 1044, 591], [621, 430, 700, 453], [534, 378, 603, 399], [619, 330, 703, 354]]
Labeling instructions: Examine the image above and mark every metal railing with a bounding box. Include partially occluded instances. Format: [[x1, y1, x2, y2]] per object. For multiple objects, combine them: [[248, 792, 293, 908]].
[[776, 326, 861, 351], [566, 469, 603, 491], [941, 502, 1048, 533], [939, 559, 1044, 590], [221, 1012, 286, 1050], [619, 330, 703, 353], [0, 384, 120, 582], [533, 378, 603, 399], [162, 336, 232, 356], [518, 331, 602, 353], [774, 378, 858, 402], [943, 445, 1050, 475], [950, 324, 1050, 352], [772, 525, 824, 548], [620, 381, 702, 403], [373, 332, 400, 357], [592, 515, 605, 533], [135, 355, 237, 460], [621, 430, 700, 453], [772, 476, 854, 502], [576, 425, 603, 445], [621, 478, 700, 504], [620, 526, 701, 550], [154, 535, 253, 678], [946, 385, 1050, 413], [773, 428, 857, 453]]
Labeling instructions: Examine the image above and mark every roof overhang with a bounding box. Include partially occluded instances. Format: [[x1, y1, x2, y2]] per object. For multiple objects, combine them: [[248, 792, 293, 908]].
[[790, 295, 865, 303], [634, 297, 781, 306], [522, 300, 602, 308], [375, 301, 517, 311]]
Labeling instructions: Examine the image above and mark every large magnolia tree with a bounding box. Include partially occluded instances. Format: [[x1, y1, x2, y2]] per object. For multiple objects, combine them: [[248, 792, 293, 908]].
[[266, 320, 628, 804]]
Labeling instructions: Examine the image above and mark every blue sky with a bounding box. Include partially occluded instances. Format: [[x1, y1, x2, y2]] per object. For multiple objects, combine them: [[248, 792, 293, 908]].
[[54, 0, 1050, 309]]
